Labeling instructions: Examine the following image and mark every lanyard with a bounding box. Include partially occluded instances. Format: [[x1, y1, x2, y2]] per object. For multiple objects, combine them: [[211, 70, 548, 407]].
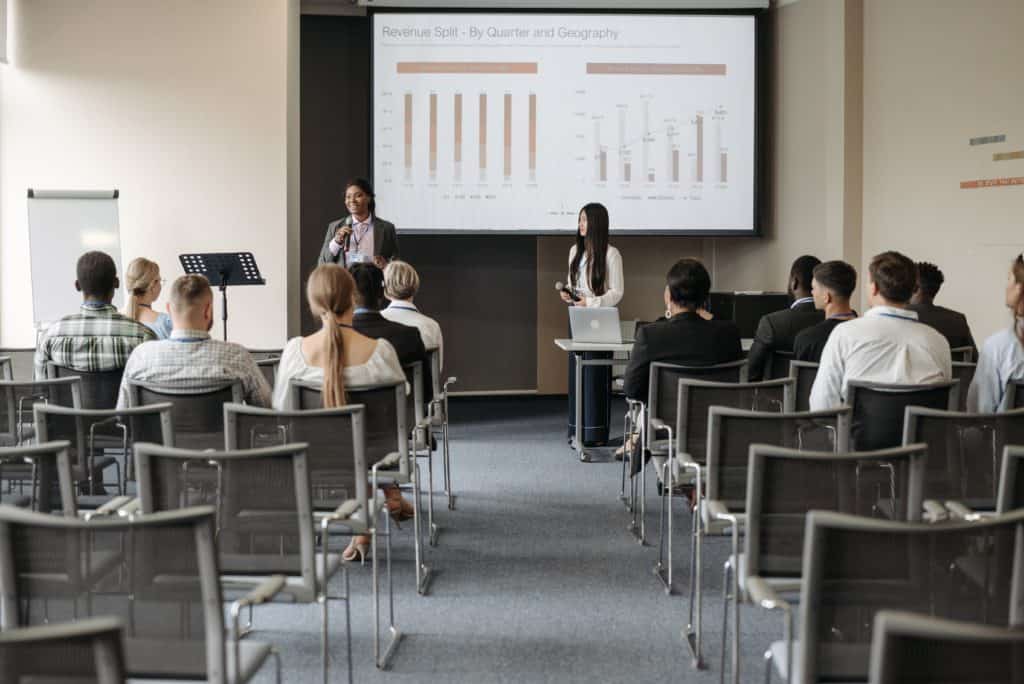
[[390, 305, 418, 313], [876, 312, 918, 323], [350, 221, 371, 251], [827, 313, 856, 321], [171, 337, 206, 343]]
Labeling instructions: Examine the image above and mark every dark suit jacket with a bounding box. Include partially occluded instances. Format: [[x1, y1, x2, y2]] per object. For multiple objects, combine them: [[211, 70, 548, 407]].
[[318, 215, 399, 266], [908, 302, 976, 357], [623, 312, 743, 402], [352, 311, 432, 403], [746, 301, 824, 381], [793, 318, 848, 363]]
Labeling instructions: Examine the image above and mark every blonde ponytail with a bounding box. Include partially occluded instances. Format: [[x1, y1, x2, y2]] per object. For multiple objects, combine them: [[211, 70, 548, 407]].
[[124, 257, 161, 321], [306, 264, 356, 408]]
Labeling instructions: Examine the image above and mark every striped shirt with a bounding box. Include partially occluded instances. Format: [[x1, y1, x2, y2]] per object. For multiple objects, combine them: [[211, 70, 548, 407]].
[[116, 328, 272, 409], [34, 302, 156, 379]]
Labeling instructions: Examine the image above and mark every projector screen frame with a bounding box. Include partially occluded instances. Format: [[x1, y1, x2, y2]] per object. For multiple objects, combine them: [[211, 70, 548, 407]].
[[369, 7, 767, 237]]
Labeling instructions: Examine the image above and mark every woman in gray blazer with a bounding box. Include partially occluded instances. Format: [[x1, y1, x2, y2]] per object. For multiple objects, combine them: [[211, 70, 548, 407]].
[[318, 177, 399, 268]]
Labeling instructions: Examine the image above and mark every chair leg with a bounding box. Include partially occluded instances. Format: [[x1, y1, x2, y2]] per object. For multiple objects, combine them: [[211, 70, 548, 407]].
[[764, 649, 774, 684], [685, 498, 704, 669], [653, 461, 672, 592], [442, 420, 455, 510], [427, 446, 439, 547], [413, 465, 433, 596], [377, 512, 402, 669], [720, 560, 731, 684]]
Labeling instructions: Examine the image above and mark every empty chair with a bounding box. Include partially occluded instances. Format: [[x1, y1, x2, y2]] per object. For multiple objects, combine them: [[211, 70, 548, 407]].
[[134, 440, 392, 680], [0, 356, 11, 381], [950, 362, 976, 411], [997, 445, 1024, 513], [702, 407, 852, 680], [869, 610, 1024, 684], [125, 379, 242, 450], [291, 379, 432, 596], [723, 443, 926, 684], [0, 348, 36, 382], [46, 363, 124, 410], [0, 441, 77, 513], [0, 504, 280, 683], [788, 361, 819, 412], [846, 379, 957, 451], [0, 616, 127, 684], [903, 406, 1024, 512], [0, 377, 81, 495], [766, 509, 1024, 684], [1004, 379, 1024, 410]]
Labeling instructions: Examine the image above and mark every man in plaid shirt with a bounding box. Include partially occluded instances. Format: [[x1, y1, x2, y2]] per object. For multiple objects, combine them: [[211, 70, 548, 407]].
[[34, 251, 156, 379], [116, 274, 271, 408]]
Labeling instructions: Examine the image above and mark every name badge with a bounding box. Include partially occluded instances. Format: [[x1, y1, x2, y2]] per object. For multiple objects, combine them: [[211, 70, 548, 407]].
[[349, 252, 368, 264]]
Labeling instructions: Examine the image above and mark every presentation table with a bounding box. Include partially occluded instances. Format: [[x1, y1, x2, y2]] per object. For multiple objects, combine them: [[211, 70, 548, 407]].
[[555, 338, 754, 462]]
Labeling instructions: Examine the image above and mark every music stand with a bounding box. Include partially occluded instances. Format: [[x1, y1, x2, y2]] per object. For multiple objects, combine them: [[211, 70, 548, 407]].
[[179, 252, 266, 341]]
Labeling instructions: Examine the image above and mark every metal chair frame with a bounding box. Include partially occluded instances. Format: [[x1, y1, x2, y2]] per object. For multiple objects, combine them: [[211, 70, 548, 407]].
[[428, 348, 457, 512], [997, 445, 1024, 513], [787, 361, 819, 413], [0, 441, 77, 514], [0, 615, 127, 683], [125, 379, 243, 451]]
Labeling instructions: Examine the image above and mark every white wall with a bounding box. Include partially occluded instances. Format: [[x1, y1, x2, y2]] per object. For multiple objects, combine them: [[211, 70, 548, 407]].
[[0, 0, 298, 347]]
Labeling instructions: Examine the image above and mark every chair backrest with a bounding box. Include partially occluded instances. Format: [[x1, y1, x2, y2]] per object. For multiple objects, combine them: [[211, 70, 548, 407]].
[[0, 616, 127, 684], [246, 348, 282, 361], [0, 441, 77, 515], [706, 407, 851, 509], [847, 380, 957, 451], [0, 504, 227, 683], [745, 443, 926, 583], [904, 406, 1024, 510], [646, 360, 745, 439], [0, 377, 82, 445], [224, 402, 367, 512], [126, 380, 242, 450], [788, 361, 819, 412], [46, 363, 124, 410], [949, 345, 975, 363], [428, 348, 443, 399], [291, 379, 409, 478], [403, 360, 425, 427], [0, 357, 11, 381], [798, 509, 1024, 683], [255, 357, 279, 390], [998, 446, 1024, 514], [1004, 379, 1024, 411], [675, 377, 791, 464], [950, 362, 976, 412], [0, 348, 37, 382], [869, 610, 1024, 684], [134, 442, 316, 596], [767, 349, 794, 381]]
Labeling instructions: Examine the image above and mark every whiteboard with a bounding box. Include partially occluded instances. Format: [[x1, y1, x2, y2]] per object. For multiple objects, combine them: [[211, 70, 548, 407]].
[[27, 190, 123, 327]]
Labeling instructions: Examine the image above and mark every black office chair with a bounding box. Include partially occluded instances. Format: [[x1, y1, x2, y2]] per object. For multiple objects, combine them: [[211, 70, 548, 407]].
[[788, 360, 819, 412], [846, 380, 957, 451], [1003, 379, 1024, 410], [125, 380, 242, 450], [46, 363, 123, 410], [950, 362, 976, 412]]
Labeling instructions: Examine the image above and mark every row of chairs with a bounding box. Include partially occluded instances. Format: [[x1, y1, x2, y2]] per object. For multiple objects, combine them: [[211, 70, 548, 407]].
[[619, 352, 1024, 683]]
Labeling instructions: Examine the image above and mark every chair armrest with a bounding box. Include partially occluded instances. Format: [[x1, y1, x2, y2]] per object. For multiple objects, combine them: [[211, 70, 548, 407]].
[[649, 417, 668, 433], [746, 576, 791, 611], [115, 498, 142, 518], [923, 499, 949, 523], [374, 452, 402, 469], [229, 575, 287, 676], [944, 500, 984, 521], [324, 499, 360, 523], [705, 499, 731, 522], [82, 495, 134, 520], [443, 376, 457, 392]]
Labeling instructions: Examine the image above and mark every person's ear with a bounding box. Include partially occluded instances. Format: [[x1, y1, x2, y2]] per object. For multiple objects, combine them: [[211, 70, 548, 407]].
[[113, 276, 120, 291], [74, 280, 82, 293]]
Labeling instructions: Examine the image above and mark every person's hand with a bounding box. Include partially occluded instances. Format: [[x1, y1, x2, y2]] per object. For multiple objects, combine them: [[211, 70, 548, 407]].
[[559, 290, 574, 304], [334, 224, 353, 245], [372, 255, 388, 269]]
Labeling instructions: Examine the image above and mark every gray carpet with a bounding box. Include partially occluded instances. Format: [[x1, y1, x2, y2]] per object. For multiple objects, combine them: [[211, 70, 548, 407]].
[[246, 396, 784, 683]]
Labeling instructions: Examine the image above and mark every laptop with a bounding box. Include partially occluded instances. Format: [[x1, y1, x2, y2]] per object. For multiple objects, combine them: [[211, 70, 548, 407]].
[[569, 307, 625, 344]]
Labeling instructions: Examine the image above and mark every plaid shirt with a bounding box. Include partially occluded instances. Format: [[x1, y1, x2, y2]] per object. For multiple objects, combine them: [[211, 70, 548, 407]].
[[34, 302, 156, 379], [116, 329, 272, 409]]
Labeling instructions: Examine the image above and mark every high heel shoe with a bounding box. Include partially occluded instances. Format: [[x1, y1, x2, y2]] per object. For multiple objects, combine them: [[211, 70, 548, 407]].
[[342, 536, 369, 565], [383, 489, 415, 526]]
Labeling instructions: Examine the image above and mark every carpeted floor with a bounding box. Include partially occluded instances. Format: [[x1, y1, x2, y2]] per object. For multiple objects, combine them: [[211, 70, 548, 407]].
[[246, 396, 785, 683]]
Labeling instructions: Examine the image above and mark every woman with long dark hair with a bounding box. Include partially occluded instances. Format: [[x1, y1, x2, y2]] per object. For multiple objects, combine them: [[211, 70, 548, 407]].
[[561, 203, 624, 447], [317, 177, 399, 269], [967, 253, 1024, 412]]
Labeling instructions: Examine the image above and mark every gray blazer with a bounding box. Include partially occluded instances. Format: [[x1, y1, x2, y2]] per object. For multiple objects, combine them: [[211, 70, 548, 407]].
[[318, 215, 399, 266]]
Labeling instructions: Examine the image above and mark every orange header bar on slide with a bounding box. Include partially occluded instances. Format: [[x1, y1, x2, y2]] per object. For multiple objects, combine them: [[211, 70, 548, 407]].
[[397, 62, 538, 74], [960, 176, 1024, 189], [586, 63, 726, 76]]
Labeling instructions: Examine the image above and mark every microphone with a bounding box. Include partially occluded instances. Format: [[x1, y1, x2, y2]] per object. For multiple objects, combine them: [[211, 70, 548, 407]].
[[342, 215, 353, 252], [555, 281, 581, 302]]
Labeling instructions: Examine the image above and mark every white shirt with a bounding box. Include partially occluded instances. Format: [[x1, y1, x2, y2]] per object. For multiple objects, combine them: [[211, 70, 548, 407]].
[[567, 244, 624, 308], [809, 305, 953, 410], [272, 335, 405, 410], [966, 324, 1024, 413], [382, 300, 444, 370]]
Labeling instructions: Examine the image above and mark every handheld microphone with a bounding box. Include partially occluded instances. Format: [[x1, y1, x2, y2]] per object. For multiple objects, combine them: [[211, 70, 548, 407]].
[[342, 215, 353, 252], [555, 281, 581, 302]]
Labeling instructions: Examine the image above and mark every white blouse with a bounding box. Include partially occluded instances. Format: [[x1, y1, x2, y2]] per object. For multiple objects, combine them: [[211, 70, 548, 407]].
[[567, 244, 624, 308], [272, 336, 406, 410], [966, 324, 1024, 413]]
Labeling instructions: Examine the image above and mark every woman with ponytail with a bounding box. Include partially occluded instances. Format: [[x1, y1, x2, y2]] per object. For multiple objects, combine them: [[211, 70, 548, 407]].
[[274, 264, 408, 561], [123, 257, 172, 339], [967, 254, 1024, 412]]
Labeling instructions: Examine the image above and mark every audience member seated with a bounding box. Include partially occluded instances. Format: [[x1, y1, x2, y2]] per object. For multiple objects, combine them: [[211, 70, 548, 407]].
[[967, 254, 1024, 412], [123, 257, 172, 339], [909, 261, 976, 355], [623, 258, 743, 403], [381, 260, 444, 370], [34, 250, 155, 379], [810, 251, 952, 410], [274, 264, 410, 562], [116, 274, 271, 408], [745, 254, 824, 380], [350, 262, 432, 402], [793, 260, 858, 363]]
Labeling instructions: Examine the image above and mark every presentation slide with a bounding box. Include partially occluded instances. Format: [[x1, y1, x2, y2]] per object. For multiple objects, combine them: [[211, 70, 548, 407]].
[[372, 13, 757, 235]]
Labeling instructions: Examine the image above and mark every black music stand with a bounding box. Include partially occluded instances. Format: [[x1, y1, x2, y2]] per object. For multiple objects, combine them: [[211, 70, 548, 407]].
[[179, 252, 265, 341]]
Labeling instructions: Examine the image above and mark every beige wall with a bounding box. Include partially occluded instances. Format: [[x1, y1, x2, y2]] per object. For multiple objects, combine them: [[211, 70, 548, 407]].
[[861, 0, 1024, 343], [0, 0, 299, 348]]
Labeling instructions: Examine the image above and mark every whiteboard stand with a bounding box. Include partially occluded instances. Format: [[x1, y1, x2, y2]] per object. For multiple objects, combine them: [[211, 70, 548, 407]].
[[179, 252, 266, 341]]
